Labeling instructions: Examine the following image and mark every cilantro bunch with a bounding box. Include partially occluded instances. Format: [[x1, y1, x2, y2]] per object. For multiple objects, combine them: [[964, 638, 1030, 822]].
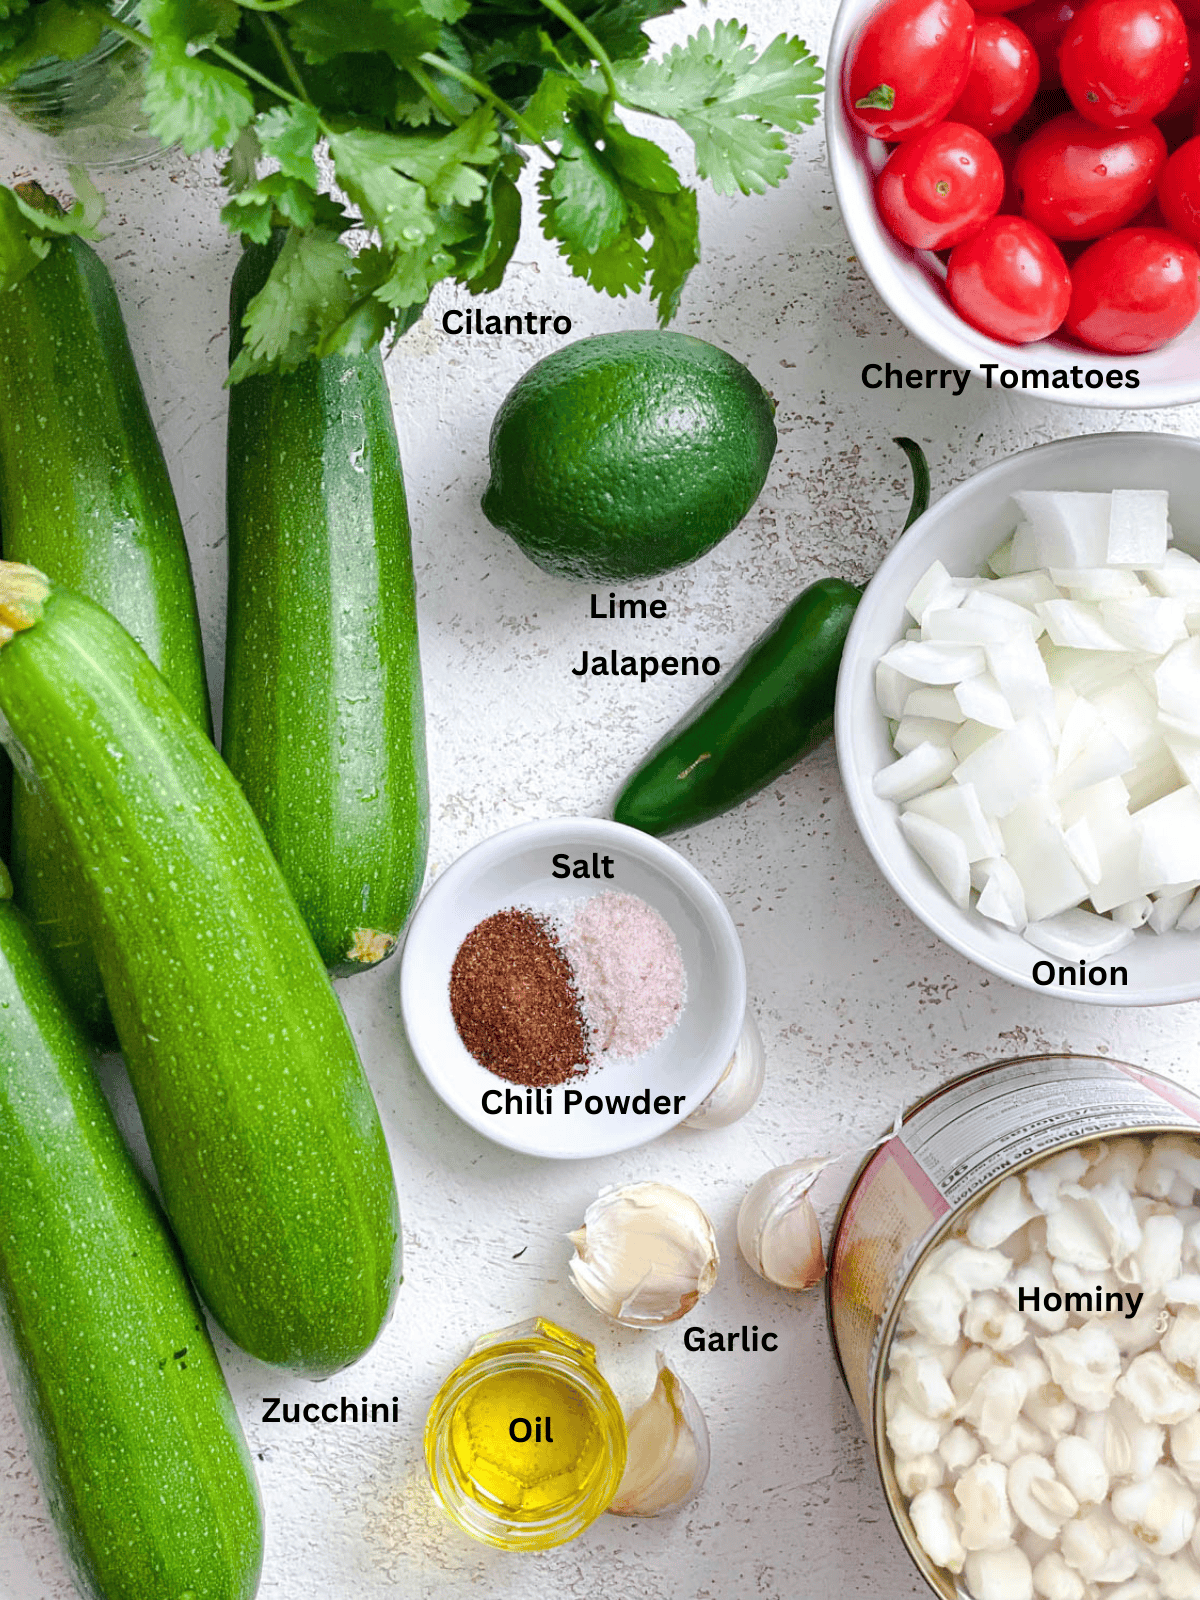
[[3, 0, 822, 377]]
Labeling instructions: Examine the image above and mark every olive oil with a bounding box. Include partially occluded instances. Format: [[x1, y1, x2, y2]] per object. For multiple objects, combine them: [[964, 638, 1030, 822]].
[[425, 1317, 626, 1550]]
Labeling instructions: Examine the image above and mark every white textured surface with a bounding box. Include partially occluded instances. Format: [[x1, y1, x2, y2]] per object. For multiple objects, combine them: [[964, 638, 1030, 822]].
[[5, 4, 1200, 1597]]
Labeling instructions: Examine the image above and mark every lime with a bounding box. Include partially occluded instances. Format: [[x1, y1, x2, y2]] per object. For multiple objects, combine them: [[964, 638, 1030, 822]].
[[481, 330, 777, 583]]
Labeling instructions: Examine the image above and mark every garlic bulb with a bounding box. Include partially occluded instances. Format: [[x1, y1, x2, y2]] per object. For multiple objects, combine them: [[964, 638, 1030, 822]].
[[737, 1159, 827, 1290], [568, 1182, 718, 1327], [686, 1010, 765, 1129], [607, 1355, 710, 1517]]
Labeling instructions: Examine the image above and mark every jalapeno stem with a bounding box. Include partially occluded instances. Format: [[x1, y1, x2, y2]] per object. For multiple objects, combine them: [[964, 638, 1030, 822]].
[[893, 437, 931, 530]]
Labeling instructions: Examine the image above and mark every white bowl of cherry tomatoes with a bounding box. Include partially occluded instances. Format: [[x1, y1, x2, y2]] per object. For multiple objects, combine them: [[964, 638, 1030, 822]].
[[828, 0, 1200, 404]]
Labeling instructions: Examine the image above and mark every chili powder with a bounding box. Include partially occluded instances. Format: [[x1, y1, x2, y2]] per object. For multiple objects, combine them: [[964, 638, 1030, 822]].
[[449, 907, 590, 1085]]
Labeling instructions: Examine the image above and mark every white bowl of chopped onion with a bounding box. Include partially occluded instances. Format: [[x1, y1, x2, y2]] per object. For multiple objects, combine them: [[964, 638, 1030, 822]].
[[836, 431, 1200, 1005]]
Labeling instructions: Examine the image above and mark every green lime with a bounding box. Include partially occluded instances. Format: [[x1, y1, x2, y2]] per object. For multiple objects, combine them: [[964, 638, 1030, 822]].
[[481, 330, 777, 583]]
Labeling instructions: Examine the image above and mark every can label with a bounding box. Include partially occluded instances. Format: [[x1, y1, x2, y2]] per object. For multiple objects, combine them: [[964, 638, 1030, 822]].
[[830, 1056, 1200, 1429]]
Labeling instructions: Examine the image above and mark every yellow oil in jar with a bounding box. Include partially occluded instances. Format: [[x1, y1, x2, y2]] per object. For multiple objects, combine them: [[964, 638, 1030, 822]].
[[425, 1317, 627, 1550]]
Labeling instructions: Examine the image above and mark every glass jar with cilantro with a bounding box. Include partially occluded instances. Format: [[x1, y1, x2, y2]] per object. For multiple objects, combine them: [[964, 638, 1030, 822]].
[[0, 2, 159, 170]]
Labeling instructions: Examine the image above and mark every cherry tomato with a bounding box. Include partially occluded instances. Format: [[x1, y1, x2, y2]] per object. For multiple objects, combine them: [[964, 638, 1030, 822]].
[[1178, 0, 1200, 20], [1059, 0, 1189, 127], [1065, 225, 1200, 348], [1014, 111, 1167, 237], [951, 15, 1042, 132], [1159, 133, 1200, 240], [947, 213, 1073, 336], [845, 0, 977, 141], [1007, 0, 1080, 85], [876, 122, 1007, 247], [1161, 24, 1200, 114]]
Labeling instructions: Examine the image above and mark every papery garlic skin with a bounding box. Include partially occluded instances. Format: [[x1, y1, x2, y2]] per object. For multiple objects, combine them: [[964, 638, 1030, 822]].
[[568, 1183, 718, 1327], [607, 1355, 710, 1518], [686, 1010, 765, 1130], [737, 1160, 826, 1291]]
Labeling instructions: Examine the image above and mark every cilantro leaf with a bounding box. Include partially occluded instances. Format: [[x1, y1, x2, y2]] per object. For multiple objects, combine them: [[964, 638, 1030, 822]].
[[562, 225, 646, 301], [222, 126, 262, 194], [597, 115, 681, 195], [284, 0, 440, 65], [228, 227, 355, 382], [329, 131, 436, 253], [615, 21, 822, 194], [0, 173, 105, 294], [139, 0, 239, 46], [538, 116, 628, 254], [637, 182, 698, 323], [256, 105, 322, 188], [221, 174, 347, 243], [576, 0, 683, 60], [142, 39, 255, 155], [0, 188, 50, 289], [0, 0, 105, 86], [459, 168, 522, 294]]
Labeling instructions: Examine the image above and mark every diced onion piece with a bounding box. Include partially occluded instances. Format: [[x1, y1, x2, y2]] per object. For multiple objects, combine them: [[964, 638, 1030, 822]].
[[905, 560, 959, 625], [1144, 548, 1200, 600], [873, 742, 957, 803], [1062, 817, 1101, 885], [1112, 896, 1152, 928], [1000, 800, 1090, 923], [1149, 886, 1196, 935], [1138, 788, 1200, 888], [905, 781, 999, 864], [952, 721, 998, 761], [899, 812, 971, 908], [1037, 600, 1127, 652], [1100, 597, 1186, 654], [876, 660, 914, 720], [1051, 567, 1148, 600], [1177, 890, 1200, 932], [954, 674, 1016, 731], [954, 719, 1056, 820], [1010, 491, 1111, 571], [894, 716, 955, 755], [904, 686, 963, 722], [1023, 909, 1135, 960], [1107, 488, 1170, 566], [1155, 638, 1200, 726], [974, 858, 1027, 931], [880, 640, 987, 685]]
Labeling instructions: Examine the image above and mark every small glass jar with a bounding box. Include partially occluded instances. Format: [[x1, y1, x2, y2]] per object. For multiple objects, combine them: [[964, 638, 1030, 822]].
[[0, 2, 160, 171], [424, 1316, 627, 1551]]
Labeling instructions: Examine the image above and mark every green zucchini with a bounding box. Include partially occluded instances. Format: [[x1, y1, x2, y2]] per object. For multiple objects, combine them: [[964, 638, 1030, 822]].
[[223, 239, 428, 975], [0, 876, 262, 1600], [0, 566, 401, 1377], [0, 217, 212, 1043]]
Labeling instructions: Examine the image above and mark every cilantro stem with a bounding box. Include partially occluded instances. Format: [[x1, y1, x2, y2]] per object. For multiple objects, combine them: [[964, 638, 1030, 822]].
[[101, 12, 307, 114], [419, 54, 553, 155], [96, 15, 153, 52], [259, 13, 312, 105], [408, 62, 464, 127], [535, 0, 618, 119]]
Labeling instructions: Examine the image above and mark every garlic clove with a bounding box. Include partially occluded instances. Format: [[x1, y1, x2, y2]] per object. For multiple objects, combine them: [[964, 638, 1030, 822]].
[[607, 1355, 710, 1517], [737, 1159, 827, 1291], [686, 1010, 765, 1130], [568, 1182, 718, 1328]]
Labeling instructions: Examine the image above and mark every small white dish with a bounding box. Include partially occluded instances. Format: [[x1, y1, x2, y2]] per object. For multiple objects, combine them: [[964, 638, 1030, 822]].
[[835, 430, 1200, 1005], [399, 818, 746, 1158], [825, 0, 1200, 409]]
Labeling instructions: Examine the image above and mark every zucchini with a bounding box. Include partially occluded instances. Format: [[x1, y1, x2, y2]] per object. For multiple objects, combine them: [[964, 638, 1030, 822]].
[[0, 566, 401, 1377], [223, 239, 428, 975], [0, 875, 262, 1600], [0, 218, 212, 1042]]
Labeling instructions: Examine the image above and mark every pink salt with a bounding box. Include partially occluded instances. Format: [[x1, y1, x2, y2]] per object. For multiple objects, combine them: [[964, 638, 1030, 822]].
[[565, 892, 685, 1059]]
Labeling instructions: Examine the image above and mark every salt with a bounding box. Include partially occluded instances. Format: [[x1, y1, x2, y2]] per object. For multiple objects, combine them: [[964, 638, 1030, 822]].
[[565, 892, 685, 1060]]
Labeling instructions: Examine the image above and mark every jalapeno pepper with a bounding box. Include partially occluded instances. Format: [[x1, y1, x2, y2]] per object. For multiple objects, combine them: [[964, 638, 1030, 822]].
[[612, 439, 930, 838]]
